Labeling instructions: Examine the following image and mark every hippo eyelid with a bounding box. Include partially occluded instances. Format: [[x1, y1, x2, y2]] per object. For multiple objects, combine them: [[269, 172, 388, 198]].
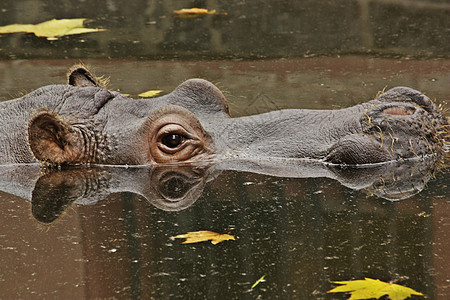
[[157, 124, 198, 141]]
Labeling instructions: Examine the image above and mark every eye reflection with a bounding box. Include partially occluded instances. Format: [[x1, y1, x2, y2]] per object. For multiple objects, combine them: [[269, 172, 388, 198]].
[[161, 176, 189, 199]]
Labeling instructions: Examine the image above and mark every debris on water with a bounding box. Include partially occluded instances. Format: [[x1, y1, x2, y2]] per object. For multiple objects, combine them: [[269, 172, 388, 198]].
[[251, 274, 266, 289]]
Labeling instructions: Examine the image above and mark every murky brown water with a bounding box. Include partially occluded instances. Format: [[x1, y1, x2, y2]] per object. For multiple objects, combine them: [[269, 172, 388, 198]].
[[0, 162, 448, 299]]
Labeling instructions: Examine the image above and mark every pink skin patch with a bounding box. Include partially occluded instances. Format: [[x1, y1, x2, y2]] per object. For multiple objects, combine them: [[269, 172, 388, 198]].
[[381, 106, 415, 116]]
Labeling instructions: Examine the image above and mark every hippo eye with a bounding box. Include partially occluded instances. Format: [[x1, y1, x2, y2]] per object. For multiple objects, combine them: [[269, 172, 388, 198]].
[[162, 133, 183, 148], [149, 109, 213, 164], [156, 124, 194, 155]]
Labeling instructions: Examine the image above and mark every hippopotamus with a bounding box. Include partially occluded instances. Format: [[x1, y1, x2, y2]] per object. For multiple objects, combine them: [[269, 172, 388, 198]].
[[0, 66, 447, 166]]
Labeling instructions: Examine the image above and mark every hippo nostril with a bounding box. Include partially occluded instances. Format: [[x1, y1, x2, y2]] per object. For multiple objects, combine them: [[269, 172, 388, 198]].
[[381, 106, 415, 116]]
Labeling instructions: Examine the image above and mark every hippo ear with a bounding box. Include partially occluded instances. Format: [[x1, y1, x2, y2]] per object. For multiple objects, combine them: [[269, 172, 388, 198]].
[[68, 65, 106, 87], [28, 112, 83, 164]]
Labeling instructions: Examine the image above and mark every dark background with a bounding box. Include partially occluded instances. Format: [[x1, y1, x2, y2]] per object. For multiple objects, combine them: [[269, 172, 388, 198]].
[[0, 0, 449, 59]]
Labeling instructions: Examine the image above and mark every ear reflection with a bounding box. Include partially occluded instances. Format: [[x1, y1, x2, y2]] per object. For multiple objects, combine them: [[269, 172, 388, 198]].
[[31, 168, 110, 223]]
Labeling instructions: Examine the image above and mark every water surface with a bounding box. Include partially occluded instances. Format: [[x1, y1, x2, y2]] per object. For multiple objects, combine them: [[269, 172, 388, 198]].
[[0, 161, 448, 299]]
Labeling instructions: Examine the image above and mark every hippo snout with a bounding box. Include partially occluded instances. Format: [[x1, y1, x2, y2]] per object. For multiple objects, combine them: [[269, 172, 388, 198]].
[[359, 88, 448, 161]]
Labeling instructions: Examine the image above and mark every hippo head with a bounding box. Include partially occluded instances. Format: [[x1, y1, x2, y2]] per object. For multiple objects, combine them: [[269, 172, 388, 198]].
[[25, 66, 448, 166], [27, 67, 227, 165]]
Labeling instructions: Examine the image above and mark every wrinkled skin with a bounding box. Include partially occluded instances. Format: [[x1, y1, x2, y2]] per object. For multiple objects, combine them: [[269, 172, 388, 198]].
[[0, 67, 447, 166]]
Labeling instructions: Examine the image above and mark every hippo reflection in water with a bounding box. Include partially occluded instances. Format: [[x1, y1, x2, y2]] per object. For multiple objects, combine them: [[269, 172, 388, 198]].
[[0, 156, 442, 223], [0, 66, 448, 166]]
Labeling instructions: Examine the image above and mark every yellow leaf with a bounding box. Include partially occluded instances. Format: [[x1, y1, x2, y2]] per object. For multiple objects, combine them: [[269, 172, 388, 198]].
[[174, 8, 216, 15], [138, 90, 163, 97], [0, 18, 106, 40], [173, 8, 226, 18], [172, 230, 235, 245], [327, 278, 424, 300]]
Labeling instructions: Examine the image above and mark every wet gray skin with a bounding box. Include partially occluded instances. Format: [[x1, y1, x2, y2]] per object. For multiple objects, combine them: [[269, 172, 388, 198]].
[[0, 66, 447, 166]]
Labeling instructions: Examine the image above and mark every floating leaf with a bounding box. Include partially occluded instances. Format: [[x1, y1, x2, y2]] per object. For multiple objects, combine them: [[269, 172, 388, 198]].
[[138, 90, 163, 98], [0, 18, 106, 40], [327, 278, 424, 300], [251, 274, 266, 289], [173, 8, 227, 18], [172, 230, 235, 245]]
